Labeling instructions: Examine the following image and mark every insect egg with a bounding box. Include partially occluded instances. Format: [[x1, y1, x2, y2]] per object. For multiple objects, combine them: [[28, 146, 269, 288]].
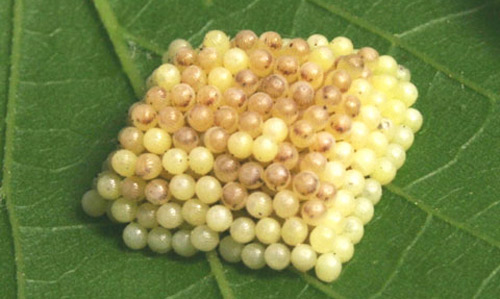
[[187, 104, 214, 132], [118, 127, 145, 154], [238, 162, 264, 189], [174, 47, 197, 69], [158, 106, 184, 133], [170, 83, 196, 111], [130, 103, 158, 131], [286, 38, 310, 62], [172, 127, 199, 153], [214, 106, 239, 133], [248, 92, 274, 118], [84, 29, 423, 283], [249, 49, 274, 77], [263, 163, 291, 191], [274, 55, 299, 82], [272, 97, 299, 125], [181, 65, 207, 91], [259, 31, 283, 52], [144, 86, 170, 111], [301, 199, 327, 226], [222, 182, 248, 210], [234, 69, 260, 95], [196, 84, 222, 109], [293, 171, 320, 199], [290, 81, 315, 109], [213, 154, 241, 183], [203, 126, 229, 153], [325, 69, 351, 92], [145, 179, 170, 205], [234, 30, 258, 50], [299, 62, 324, 89], [198, 46, 222, 71], [259, 74, 288, 99]]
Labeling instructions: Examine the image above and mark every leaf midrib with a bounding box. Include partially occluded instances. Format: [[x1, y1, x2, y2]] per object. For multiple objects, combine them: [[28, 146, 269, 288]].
[[3, 0, 26, 297]]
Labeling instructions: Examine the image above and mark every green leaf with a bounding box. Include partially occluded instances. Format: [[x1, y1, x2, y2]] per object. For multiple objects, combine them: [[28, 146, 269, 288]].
[[2, 0, 500, 298]]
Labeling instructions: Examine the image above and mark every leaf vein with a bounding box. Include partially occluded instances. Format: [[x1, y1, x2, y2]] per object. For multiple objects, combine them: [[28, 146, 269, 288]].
[[447, 239, 479, 266], [25, 256, 91, 285], [294, 269, 346, 299], [369, 215, 432, 298], [121, 29, 165, 56], [3, 0, 27, 296], [404, 107, 490, 189], [187, 19, 215, 44], [385, 184, 500, 248], [432, 186, 465, 205], [468, 200, 500, 222], [306, 0, 499, 103], [125, 0, 154, 28], [296, 284, 309, 298], [188, 0, 262, 44], [14, 189, 61, 209], [472, 262, 500, 298], [342, 0, 386, 37], [18, 223, 114, 233], [164, 274, 214, 299], [290, 0, 305, 36], [19, 77, 114, 87], [206, 251, 235, 299], [395, 3, 490, 38], [93, 0, 144, 98], [9, 140, 101, 175]]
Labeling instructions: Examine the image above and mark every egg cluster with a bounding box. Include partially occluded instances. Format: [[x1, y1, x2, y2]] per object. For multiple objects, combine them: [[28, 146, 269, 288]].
[[81, 30, 422, 283]]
